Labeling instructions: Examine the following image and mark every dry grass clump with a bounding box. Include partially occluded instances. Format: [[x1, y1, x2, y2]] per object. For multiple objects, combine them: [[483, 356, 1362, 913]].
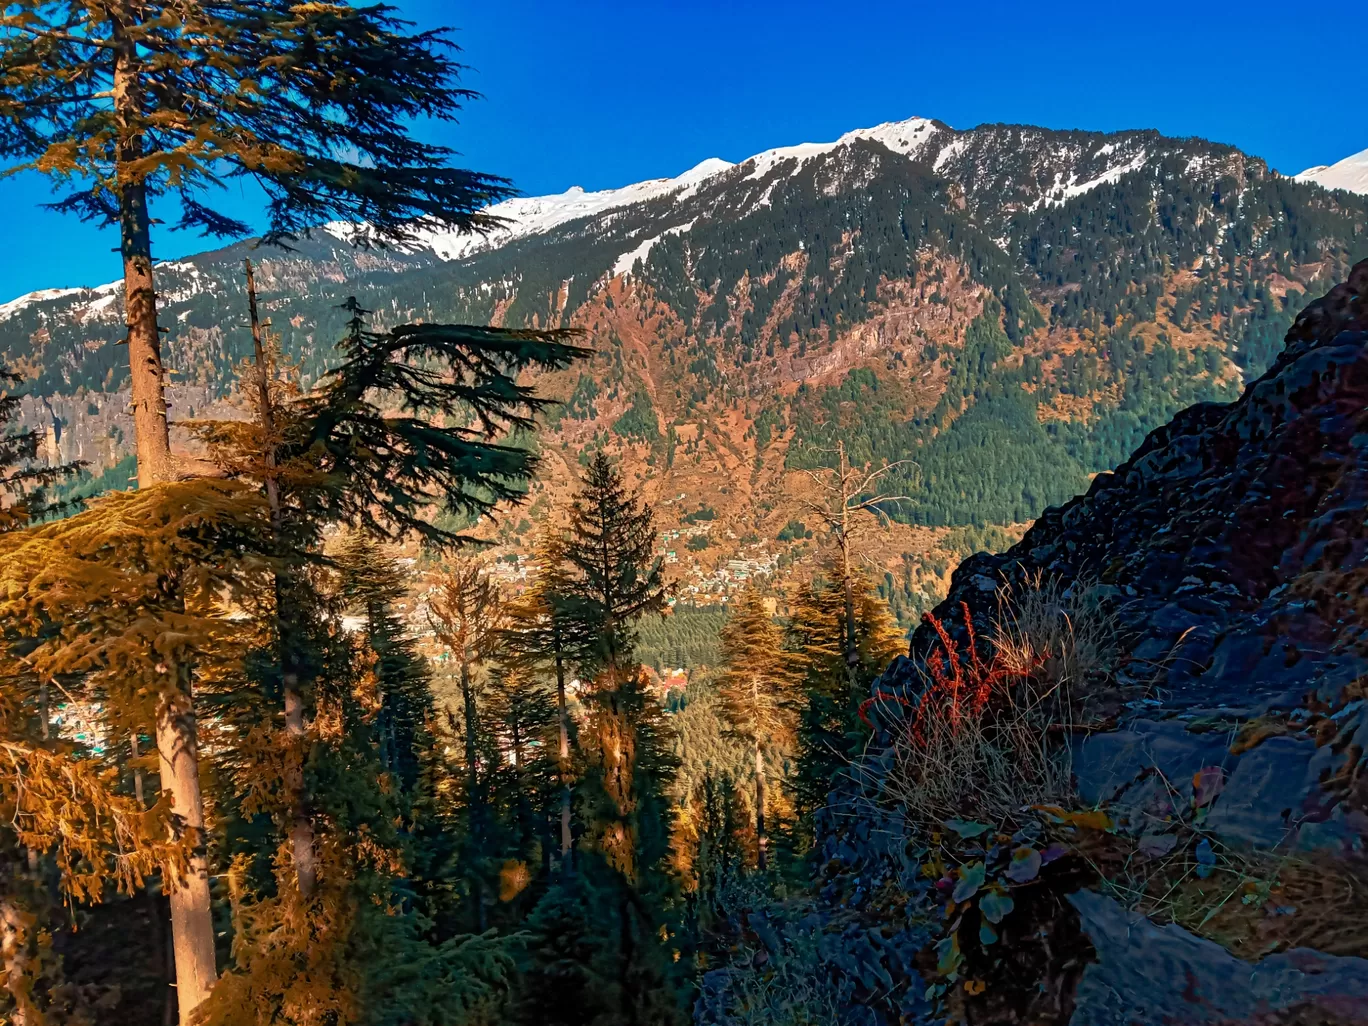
[[883, 575, 1114, 831], [1099, 836, 1368, 960]]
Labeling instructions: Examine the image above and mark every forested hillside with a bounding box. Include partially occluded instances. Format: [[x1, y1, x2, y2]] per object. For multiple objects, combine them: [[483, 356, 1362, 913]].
[[3, 118, 1363, 616]]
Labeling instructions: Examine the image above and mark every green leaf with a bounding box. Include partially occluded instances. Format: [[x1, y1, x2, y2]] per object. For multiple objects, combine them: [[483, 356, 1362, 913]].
[[952, 861, 986, 902], [943, 819, 992, 839], [979, 922, 999, 945], [978, 889, 1015, 924], [935, 934, 963, 976]]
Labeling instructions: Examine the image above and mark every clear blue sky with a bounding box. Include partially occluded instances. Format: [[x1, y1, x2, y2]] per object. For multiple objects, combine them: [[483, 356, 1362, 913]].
[[2, 0, 1364, 300]]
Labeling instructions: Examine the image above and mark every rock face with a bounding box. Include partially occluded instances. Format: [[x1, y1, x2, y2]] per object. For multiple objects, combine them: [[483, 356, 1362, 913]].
[[807, 259, 1368, 1024], [900, 257, 1368, 850]]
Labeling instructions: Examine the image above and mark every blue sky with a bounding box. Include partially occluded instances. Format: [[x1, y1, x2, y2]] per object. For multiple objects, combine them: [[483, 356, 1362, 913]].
[[2, 0, 1365, 299]]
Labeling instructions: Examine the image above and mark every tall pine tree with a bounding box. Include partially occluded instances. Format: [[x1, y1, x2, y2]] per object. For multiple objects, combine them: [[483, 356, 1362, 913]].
[[0, 1, 512, 486], [559, 452, 667, 877], [788, 565, 903, 852], [716, 587, 795, 871], [516, 452, 686, 1026]]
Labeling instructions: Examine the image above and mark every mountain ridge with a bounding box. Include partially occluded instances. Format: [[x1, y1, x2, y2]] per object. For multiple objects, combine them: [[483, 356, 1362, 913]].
[[11, 115, 1364, 311], [1295, 144, 1368, 193], [3, 115, 1367, 623]]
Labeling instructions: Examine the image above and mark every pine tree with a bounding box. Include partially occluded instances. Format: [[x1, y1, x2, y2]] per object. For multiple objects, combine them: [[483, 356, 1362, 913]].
[[799, 441, 912, 681], [241, 260, 321, 898], [548, 452, 686, 1026], [561, 452, 666, 687], [501, 534, 583, 863], [716, 587, 794, 871], [427, 558, 504, 931], [788, 565, 903, 851], [0, 1, 513, 487], [559, 452, 667, 877], [0, 369, 84, 528]]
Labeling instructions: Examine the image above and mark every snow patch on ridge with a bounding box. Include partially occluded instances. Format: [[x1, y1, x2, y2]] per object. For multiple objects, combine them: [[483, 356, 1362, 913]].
[[1055, 150, 1150, 204], [0, 287, 86, 322], [414, 159, 735, 264], [611, 220, 696, 278], [1295, 146, 1368, 194], [933, 137, 968, 173]]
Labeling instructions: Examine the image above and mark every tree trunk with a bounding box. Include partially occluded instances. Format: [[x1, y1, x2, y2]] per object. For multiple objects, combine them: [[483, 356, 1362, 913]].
[[112, 9, 173, 489], [114, 11, 215, 1020], [130, 731, 145, 808], [154, 688, 217, 1023], [836, 441, 859, 680], [754, 738, 768, 872], [554, 648, 573, 862], [461, 657, 485, 932], [283, 681, 317, 897], [130, 734, 175, 1025], [510, 715, 531, 854], [840, 531, 858, 680]]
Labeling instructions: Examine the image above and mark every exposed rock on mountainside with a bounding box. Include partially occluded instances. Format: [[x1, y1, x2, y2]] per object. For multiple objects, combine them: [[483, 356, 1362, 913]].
[[762, 260, 1368, 1024]]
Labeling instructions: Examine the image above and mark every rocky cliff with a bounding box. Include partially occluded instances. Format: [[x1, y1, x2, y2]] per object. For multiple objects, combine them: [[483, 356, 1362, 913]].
[[702, 261, 1368, 1024]]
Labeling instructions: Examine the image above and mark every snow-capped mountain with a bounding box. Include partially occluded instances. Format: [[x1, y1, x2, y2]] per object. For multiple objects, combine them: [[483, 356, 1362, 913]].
[[0, 115, 1194, 322], [350, 117, 1208, 267], [1296, 146, 1368, 194], [3, 114, 1366, 552], [10, 115, 1358, 319]]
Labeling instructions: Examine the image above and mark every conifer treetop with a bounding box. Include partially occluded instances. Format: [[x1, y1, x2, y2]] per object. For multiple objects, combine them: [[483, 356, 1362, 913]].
[[716, 586, 795, 743], [561, 451, 667, 678], [299, 299, 588, 548], [0, 1, 511, 244], [787, 561, 906, 682]]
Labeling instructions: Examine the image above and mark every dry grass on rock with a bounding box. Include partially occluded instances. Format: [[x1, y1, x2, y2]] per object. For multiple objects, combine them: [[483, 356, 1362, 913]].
[[882, 574, 1114, 833]]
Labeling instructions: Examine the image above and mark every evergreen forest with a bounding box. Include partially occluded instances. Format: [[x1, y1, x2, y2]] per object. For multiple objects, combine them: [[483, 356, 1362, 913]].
[[0, 6, 921, 1023]]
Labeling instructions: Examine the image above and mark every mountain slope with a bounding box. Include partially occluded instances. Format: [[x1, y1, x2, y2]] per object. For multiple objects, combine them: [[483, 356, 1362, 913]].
[[787, 258, 1368, 1026], [3, 117, 1367, 616], [1296, 145, 1368, 194]]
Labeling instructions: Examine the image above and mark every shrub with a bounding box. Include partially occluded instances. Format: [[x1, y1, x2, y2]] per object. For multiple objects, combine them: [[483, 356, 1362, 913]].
[[878, 575, 1113, 831]]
